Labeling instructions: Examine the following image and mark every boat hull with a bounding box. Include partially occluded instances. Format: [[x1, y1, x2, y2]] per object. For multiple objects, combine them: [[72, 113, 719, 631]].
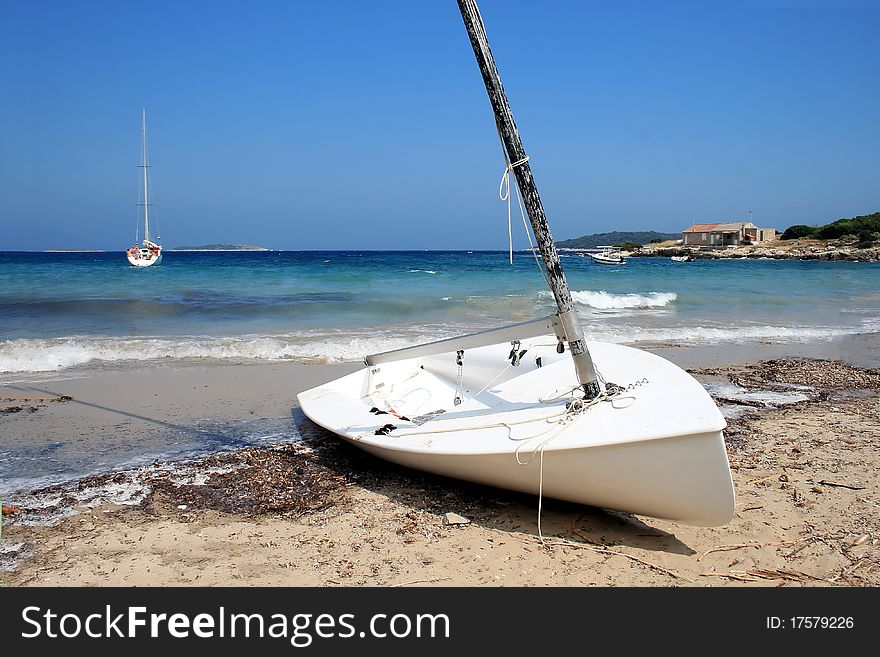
[[589, 254, 626, 265], [127, 249, 162, 267], [338, 428, 732, 526], [298, 340, 736, 526]]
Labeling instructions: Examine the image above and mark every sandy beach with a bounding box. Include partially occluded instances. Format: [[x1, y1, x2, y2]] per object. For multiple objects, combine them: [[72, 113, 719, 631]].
[[1, 350, 878, 587]]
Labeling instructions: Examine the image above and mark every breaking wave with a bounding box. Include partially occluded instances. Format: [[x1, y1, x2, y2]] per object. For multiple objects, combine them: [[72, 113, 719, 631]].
[[0, 332, 443, 373], [1, 319, 874, 374], [585, 324, 859, 345], [541, 290, 678, 310]]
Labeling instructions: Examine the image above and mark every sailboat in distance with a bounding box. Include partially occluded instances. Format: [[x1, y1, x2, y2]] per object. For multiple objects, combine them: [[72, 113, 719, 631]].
[[298, 0, 735, 526], [126, 110, 163, 267]]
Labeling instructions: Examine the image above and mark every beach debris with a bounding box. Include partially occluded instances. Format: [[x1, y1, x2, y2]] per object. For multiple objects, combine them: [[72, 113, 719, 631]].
[[444, 512, 470, 526], [704, 382, 813, 409], [729, 359, 880, 393], [395, 511, 420, 537], [749, 473, 785, 485], [6, 442, 350, 526], [837, 559, 868, 582], [701, 568, 833, 584], [142, 445, 348, 516], [546, 534, 690, 582], [694, 358, 880, 452], [0, 542, 25, 555], [2, 504, 21, 515], [0, 541, 31, 572], [696, 538, 809, 562], [389, 577, 452, 587], [806, 479, 865, 491], [1, 405, 40, 414]]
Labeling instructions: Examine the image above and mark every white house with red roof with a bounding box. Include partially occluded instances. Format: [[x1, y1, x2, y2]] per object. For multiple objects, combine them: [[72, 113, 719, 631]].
[[682, 222, 777, 247]]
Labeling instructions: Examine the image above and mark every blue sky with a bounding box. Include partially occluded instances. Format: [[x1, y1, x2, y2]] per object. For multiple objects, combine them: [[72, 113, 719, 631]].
[[1, 0, 878, 250]]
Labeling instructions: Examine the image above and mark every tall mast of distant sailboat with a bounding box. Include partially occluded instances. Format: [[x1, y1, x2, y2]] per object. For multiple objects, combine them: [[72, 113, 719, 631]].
[[140, 109, 150, 244]]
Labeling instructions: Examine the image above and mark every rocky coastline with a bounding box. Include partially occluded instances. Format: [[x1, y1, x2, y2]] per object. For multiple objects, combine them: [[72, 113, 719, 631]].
[[632, 239, 880, 262]]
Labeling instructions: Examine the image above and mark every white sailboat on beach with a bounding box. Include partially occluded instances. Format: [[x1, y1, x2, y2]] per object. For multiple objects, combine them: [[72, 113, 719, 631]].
[[126, 110, 162, 268], [298, 0, 735, 527]]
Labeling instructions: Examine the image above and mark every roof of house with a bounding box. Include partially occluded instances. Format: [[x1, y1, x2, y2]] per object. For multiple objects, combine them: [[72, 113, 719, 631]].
[[682, 223, 720, 233], [715, 222, 756, 231], [683, 221, 757, 233]]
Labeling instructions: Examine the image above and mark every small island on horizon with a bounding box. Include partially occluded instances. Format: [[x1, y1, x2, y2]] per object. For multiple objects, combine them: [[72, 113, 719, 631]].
[[170, 244, 270, 252]]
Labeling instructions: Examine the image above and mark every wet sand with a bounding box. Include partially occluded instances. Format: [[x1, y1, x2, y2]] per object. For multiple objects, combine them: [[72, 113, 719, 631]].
[[1, 355, 879, 586]]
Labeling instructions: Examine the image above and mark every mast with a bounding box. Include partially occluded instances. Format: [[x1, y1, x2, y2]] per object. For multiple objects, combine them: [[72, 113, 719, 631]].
[[456, 0, 602, 398], [140, 109, 150, 244]]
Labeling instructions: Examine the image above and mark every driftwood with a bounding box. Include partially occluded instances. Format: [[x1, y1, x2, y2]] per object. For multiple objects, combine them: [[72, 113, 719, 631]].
[[390, 577, 452, 587], [811, 479, 866, 491], [697, 538, 809, 562], [702, 568, 833, 583]]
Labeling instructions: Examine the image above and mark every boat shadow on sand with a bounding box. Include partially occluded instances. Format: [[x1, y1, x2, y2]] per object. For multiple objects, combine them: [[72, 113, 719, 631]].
[[291, 408, 696, 557]]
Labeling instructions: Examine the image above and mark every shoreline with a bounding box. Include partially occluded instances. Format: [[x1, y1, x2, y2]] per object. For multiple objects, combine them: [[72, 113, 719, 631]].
[[2, 351, 879, 586], [2, 333, 879, 494], [7, 244, 879, 260], [4, 330, 879, 380], [632, 239, 880, 262]]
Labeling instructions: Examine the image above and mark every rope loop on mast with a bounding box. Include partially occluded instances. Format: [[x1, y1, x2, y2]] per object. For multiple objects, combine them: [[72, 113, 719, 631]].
[[499, 156, 530, 196], [493, 127, 547, 280], [499, 156, 529, 265]]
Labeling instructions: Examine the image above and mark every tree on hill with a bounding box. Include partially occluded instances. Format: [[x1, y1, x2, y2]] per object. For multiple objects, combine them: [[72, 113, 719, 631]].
[[558, 231, 679, 249], [780, 225, 818, 240], [781, 212, 879, 242], [815, 212, 880, 240]]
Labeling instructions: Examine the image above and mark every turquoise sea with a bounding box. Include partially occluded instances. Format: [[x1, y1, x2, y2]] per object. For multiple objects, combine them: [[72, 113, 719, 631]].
[[2, 249, 880, 496], [2, 250, 879, 374]]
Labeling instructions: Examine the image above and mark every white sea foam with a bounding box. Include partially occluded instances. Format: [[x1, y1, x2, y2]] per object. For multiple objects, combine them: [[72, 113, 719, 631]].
[[574, 290, 678, 309], [408, 269, 437, 274], [1, 318, 875, 374], [702, 382, 812, 406], [585, 324, 858, 345], [541, 290, 678, 310], [1, 459, 251, 525], [0, 330, 454, 373]]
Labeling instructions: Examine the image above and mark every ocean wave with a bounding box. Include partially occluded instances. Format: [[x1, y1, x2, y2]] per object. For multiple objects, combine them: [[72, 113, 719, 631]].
[[408, 269, 437, 274], [540, 290, 678, 309], [1, 320, 875, 373], [587, 324, 858, 345], [0, 333, 430, 373]]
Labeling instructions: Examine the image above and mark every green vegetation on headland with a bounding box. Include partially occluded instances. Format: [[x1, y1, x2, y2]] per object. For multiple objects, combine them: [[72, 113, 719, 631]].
[[172, 244, 270, 251], [557, 231, 679, 249], [557, 211, 879, 261], [781, 212, 880, 247]]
